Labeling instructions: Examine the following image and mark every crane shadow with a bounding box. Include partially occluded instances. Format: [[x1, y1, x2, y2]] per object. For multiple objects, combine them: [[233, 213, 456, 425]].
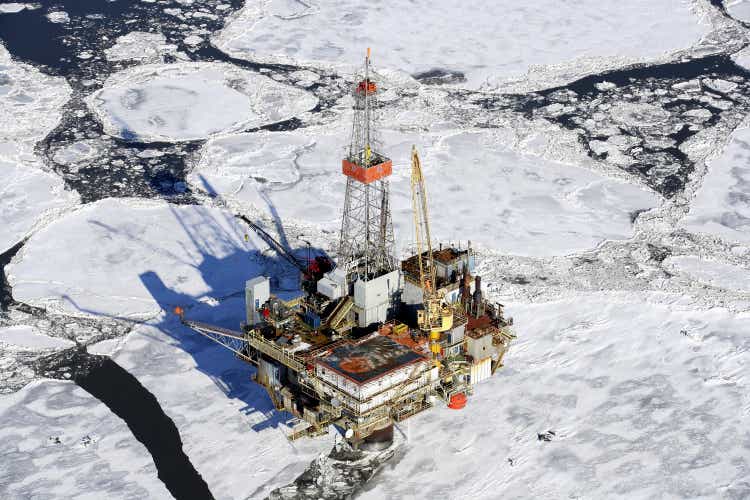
[[68, 181, 330, 433]]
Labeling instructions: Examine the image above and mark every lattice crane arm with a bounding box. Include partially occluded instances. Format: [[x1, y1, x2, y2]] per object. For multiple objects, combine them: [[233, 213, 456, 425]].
[[410, 147, 453, 359]]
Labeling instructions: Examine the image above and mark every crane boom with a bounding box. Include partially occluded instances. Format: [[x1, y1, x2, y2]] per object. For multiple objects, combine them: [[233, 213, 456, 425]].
[[410, 147, 453, 360]]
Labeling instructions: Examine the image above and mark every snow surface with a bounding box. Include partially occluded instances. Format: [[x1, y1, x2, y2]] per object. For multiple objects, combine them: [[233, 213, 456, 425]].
[[0, 159, 78, 253], [190, 127, 659, 257], [0, 43, 78, 253], [361, 295, 750, 499], [681, 126, 750, 244], [663, 255, 750, 292], [86, 338, 122, 356], [214, 0, 708, 88], [7, 198, 272, 319], [104, 32, 175, 63], [87, 62, 318, 142], [727, 0, 750, 22], [0, 381, 171, 499], [0, 43, 71, 161], [734, 46, 750, 70], [0, 325, 73, 350]]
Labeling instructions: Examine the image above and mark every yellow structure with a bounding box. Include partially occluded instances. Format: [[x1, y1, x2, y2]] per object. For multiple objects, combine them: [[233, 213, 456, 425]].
[[410, 146, 453, 358]]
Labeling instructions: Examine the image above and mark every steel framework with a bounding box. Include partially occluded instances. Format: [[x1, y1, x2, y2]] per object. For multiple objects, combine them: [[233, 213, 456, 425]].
[[339, 50, 395, 282]]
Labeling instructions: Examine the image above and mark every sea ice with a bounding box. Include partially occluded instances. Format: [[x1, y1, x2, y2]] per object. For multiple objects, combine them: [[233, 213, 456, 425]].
[[190, 127, 659, 257], [46, 10, 69, 23], [0, 3, 38, 14], [663, 255, 750, 292], [213, 0, 708, 88], [111, 318, 331, 498], [727, 0, 750, 23], [104, 32, 174, 63], [183, 34, 203, 46], [0, 381, 171, 499], [360, 295, 750, 499], [0, 160, 78, 253], [733, 46, 750, 71], [0, 45, 78, 252], [681, 126, 750, 244], [6, 199, 274, 319], [87, 62, 318, 142], [50, 140, 101, 166], [0, 43, 72, 160], [0, 325, 74, 350]]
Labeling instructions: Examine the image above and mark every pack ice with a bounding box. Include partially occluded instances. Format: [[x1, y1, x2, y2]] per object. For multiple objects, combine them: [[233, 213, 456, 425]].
[[87, 62, 318, 142], [214, 0, 708, 88], [0, 43, 78, 253], [681, 126, 750, 244], [190, 127, 659, 257], [6, 199, 273, 318]]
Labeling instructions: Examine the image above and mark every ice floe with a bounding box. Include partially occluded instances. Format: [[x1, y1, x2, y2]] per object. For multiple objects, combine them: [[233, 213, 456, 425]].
[[681, 126, 750, 243], [0, 44, 78, 252], [104, 31, 175, 63], [213, 0, 708, 88], [46, 10, 69, 23], [190, 127, 659, 257], [663, 255, 750, 292], [87, 62, 318, 142], [50, 140, 102, 167], [0, 160, 78, 253], [727, 0, 750, 23], [0, 381, 171, 499], [0, 43, 71, 161], [0, 3, 39, 14], [732, 45, 750, 71], [6, 199, 273, 319], [0, 325, 74, 350], [360, 295, 750, 499]]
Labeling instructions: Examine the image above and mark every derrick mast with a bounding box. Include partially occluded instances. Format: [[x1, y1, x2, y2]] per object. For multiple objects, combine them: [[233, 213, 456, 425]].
[[339, 49, 396, 283]]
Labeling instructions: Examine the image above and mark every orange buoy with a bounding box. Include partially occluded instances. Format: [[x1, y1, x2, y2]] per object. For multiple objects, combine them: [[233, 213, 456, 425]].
[[448, 393, 467, 410]]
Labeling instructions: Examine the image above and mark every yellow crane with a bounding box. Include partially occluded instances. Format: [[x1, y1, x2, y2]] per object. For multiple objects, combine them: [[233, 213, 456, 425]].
[[410, 146, 453, 360]]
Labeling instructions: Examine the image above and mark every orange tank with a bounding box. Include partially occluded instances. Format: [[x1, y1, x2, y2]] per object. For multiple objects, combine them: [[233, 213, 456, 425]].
[[342, 159, 392, 184], [448, 393, 467, 410]]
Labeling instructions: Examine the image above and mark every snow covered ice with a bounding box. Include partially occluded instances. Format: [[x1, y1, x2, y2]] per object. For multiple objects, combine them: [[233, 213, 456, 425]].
[[0, 160, 78, 253], [7, 198, 273, 319], [0, 44, 78, 253], [681, 125, 750, 244], [663, 255, 750, 292], [2, 0, 750, 498], [360, 296, 750, 499], [214, 0, 709, 88], [104, 32, 174, 63], [0, 3, 39, 14], [191, 127, 659, 257], [0, 380, 171, 499], [88, 62, 318, 142], [727, 0, 750, 23], [0, 325, 74, 350]]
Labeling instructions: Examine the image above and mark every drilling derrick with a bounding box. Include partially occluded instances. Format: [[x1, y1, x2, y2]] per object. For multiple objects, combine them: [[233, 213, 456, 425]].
[[339, 49, 396, 282]]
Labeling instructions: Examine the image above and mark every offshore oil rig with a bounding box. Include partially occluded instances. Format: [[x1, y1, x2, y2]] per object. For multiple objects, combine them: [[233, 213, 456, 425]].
[[178, 51, 514, 448]]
